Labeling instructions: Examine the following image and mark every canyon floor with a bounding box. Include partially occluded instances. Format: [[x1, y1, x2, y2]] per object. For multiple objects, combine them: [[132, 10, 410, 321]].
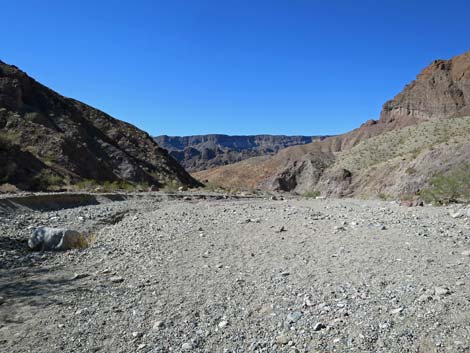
[[0, 193, 469, 353]]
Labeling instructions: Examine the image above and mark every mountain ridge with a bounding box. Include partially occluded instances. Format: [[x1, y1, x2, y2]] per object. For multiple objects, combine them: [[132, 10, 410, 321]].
[[194, 51, 470, 198], [154, 134, 327, 172], [0, 60, 200, 191]]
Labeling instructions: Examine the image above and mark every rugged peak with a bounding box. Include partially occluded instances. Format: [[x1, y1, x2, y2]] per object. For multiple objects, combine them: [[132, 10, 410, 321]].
[[0, 60, 200, 190], [380, 51, 470, 124]]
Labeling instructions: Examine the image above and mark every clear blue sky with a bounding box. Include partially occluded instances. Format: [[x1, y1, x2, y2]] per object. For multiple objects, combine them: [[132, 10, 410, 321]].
[[1, 1, 469, 136]]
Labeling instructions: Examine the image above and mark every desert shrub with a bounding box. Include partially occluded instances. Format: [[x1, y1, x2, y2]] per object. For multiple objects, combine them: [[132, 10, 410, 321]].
[[35, 171, 64, 190], [162, 180, 181, 192], [378, 192, 391, 200], [421, 164, 470, 204], [102, 180, 136, 192], [302, 190, 321, 198], [75, 179, 101, 191]]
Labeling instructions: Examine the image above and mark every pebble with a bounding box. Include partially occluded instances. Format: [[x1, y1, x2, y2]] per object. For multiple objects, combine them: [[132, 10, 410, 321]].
[[181, 342, 193, 351], [218, 320, 228, 329], [286, 311, 302, 323], [276, 334, 290, 345], [434, 287, 450, 296], [390, 307, 404, 314], [110, 276, 124, 283], [313, 323, 326, 331], [153, 321, 164, 330], [71, 273, 89, 280], [461, 250, 470, 257]]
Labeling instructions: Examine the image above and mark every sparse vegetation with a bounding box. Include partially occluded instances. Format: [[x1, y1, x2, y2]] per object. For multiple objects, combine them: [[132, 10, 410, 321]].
[[421, 164, 470, 204], [378, 192, 391, 200], [301, 190, 320, 198], [34, 171, 64, 190]]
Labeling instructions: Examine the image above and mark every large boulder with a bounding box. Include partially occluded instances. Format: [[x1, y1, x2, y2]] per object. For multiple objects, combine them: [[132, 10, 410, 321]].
[[28, 227, 88, 251]]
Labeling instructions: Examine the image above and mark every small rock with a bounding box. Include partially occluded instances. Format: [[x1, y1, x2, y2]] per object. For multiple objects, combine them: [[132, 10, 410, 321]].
[[434, 287, 450, 296], [153, 321, 164, 330], [218, 320, 228, 329], [71, 273, 89, 280], [313, 323, 326, 331], [456, 281, 465, 286], [181, 342, 193, 351], [461, 250, 470, 257], [276, 334, 289, 345], [110, 276, 124, 283], [286, 311, 302, 323], [137, 344, 146, 350], [280, 271, 290, 276], [417, 294, 433, 303], [303, 295, 314, 307], [390, 307, 404, 314]]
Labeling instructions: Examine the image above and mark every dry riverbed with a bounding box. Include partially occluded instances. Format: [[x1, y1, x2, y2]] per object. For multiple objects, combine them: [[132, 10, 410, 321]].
[[0, 194, 469, 353]]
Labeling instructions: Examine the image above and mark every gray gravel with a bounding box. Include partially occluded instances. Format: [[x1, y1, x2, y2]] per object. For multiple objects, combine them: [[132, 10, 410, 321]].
[[1, 195, 470, 352]]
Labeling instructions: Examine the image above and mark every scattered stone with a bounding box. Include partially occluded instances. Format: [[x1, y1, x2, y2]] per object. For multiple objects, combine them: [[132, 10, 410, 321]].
[[153, 321, 164, 330], [181, 342, 193, 351], [456, 281, 465, 286], [390, 307, 404, 314], [110, 276, 124, 283], [71, 273, 89, 280], [286, 311, 302, 323], [218, 320, 228, 329], [461, 250, 470, 257], [276, 335, 290, 345], [434, 287, 450, 296], [417, 294, 433, 303], [303, 295, 314, 307], [313, 323, 326, 331]]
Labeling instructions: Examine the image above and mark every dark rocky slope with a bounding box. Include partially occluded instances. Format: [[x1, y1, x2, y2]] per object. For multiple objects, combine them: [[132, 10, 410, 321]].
[[0, 61, 199, 190], [154, 134, 325, 172], [195, 51, 470, 197]]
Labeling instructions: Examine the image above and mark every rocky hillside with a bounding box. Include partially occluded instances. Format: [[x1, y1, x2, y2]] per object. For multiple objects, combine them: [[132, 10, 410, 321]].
[[195, 51, 470, 198], [0, 61, 199, 191], [154, 134, 324, 172]]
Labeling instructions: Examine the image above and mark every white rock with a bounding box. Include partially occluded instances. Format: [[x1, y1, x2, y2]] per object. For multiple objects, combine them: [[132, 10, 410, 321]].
[[218, 320, 228, 329], [28, 227, 87, 251]]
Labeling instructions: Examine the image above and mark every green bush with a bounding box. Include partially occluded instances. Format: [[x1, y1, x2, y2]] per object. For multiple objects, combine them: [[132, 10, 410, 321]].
[[421, 164, 470, 205], [35, 171, 64, 190], [302, 190, 321, 198]]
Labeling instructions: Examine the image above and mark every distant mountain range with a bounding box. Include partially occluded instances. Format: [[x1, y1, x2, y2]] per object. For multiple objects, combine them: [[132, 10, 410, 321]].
[[153, 134, 328, 172], [195, 51, 470, 198], [0, 61, 199, 191]]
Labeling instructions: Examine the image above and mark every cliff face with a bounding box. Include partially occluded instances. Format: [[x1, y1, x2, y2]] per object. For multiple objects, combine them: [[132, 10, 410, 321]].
[[154, 134, 324, 172], [380, 52, 470, 123], [0, 61, 199, 190], [194, 52, 470, 198]]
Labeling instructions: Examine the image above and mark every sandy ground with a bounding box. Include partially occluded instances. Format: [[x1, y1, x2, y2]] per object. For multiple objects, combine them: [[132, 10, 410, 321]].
[[0, 194, 469, 353]]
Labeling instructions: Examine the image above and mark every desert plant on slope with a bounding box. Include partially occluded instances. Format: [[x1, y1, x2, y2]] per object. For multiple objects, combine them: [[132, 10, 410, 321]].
[[421, 164, 470, 204]]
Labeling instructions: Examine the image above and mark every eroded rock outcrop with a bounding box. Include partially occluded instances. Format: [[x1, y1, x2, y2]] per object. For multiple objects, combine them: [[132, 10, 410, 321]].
[[0, 61, 200, 190]]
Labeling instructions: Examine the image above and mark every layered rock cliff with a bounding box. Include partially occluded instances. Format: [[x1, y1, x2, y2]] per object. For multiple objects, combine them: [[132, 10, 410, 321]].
[[194, 51, 470, 198]]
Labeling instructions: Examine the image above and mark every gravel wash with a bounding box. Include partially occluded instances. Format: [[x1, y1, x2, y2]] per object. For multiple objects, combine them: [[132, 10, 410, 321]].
[[1, 196, 469, 353]]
